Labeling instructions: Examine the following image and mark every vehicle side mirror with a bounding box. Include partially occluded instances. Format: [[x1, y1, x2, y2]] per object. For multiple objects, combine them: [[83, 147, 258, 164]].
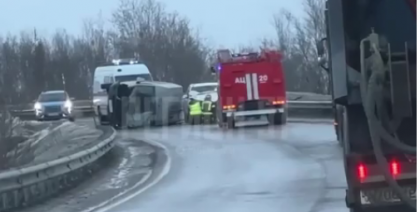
[[316, 38, 329, 72], [210, 66, 216, 74], [316, 39, 325, 56], [318, 56, 328, 68], [101, 83, 111, 90], [101, 83, 112, 94]]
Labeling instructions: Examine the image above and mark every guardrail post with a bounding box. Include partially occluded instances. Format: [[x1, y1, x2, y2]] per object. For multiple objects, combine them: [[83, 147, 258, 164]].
[[13, 190, 19, 208], [1, 192, 8, 211]]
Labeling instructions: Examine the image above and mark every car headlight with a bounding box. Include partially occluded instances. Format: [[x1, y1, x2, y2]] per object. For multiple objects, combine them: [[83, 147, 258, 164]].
[[34, 102, 42, 110], [64, 100, 72, 108]]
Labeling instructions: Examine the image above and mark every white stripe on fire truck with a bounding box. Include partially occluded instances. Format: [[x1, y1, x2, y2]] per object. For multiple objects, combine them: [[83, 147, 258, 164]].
[[245, 73, 253, 100], [251, 73, 259, 99]]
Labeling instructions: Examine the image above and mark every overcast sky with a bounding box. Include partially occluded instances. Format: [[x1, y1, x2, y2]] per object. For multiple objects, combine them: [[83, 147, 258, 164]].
[[0, 0, 304, 48]]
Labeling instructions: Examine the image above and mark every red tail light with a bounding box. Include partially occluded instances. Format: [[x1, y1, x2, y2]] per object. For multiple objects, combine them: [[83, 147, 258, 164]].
[[358, 164, 367, 180], [390, 160, 400, 176], [357, 160, 400, 182]]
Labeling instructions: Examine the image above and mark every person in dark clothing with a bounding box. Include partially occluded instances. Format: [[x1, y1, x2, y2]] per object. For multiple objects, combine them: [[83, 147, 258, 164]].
[[115, 84, 129, 128], [107, 82, 119, 128], [201, 94, 215, 124]]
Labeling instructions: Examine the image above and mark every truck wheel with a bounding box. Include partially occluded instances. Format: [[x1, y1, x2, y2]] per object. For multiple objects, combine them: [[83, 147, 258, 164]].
[[270, 113, 285, 125], [280, 112, 287, 125], [217, 114, 224, 128], [227, 117, 235, 129]]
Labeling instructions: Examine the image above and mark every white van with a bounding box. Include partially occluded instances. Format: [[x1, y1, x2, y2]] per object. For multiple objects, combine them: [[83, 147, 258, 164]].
[[92, 59, 153, 124]]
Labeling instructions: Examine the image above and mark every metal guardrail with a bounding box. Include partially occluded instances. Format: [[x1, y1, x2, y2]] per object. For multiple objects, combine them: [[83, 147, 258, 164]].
[[287, 100, 332, 109], [0, 126, 116, 211], [10, 100, 333, 117]]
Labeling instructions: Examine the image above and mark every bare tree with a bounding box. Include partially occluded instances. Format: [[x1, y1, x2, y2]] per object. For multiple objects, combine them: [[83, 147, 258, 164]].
[[111, 0, 209, 87], [0, 36, 21, 104], [273, 9, 295, 54], [272, 0, 328, 94]]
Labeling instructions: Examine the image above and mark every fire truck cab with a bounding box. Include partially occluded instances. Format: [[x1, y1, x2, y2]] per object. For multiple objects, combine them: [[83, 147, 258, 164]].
[[210, 49, 287, 129]]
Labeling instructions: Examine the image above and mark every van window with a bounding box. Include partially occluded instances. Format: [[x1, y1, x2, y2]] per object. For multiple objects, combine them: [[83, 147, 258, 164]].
[[93, 78, 105, 94], [115, 74, 152, 82], [93, 75, 113, 95]]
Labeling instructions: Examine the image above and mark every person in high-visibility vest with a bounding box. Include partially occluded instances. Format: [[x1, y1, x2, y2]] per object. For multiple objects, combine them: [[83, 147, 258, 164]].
[[201, 94, 214, 123], [188, 97, 202, 125]]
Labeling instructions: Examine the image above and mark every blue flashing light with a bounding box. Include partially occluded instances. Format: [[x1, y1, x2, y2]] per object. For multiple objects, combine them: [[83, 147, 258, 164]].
[[217, 64, 221, 71]]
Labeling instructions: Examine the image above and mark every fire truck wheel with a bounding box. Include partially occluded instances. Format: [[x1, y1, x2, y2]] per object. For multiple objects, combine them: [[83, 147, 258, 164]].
[[270, 113, 285, 125], [280, 112, 287, 124], [217, 115, 224, 128], [227, 117, 235, 129]]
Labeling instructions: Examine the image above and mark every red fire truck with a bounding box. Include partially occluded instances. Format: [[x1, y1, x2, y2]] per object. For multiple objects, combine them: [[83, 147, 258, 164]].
[[210, 49, 287, 129]]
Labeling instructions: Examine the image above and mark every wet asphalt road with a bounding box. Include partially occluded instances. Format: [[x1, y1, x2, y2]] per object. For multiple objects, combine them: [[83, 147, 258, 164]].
[[24, 118, 347, 212], [105, 121, 347, 212]]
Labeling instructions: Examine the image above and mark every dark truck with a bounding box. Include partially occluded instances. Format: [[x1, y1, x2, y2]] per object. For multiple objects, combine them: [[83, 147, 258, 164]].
[[316, 0, 416, 212]]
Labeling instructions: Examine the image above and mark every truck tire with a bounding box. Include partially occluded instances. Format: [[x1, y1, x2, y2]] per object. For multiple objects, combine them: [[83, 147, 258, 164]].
[[269, 113, 286, 125], [280, 111, 287, 124], [217, 110, 226, 128], [217, 114, 224, 128], [227, 117, 235, 129]]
